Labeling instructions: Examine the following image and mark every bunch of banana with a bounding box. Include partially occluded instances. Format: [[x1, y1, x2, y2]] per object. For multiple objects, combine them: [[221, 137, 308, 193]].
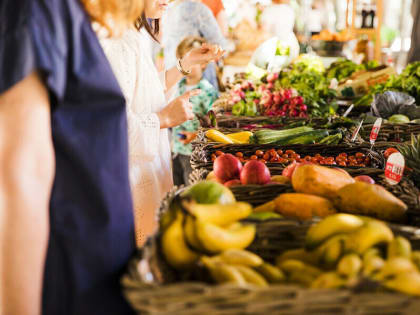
[[274, 214, 420, 295], [201, 249, 285, 286], [160, 199, 256, 270]]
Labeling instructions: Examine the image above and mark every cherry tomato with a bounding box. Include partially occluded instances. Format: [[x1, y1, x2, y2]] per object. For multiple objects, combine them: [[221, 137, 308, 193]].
[[211, 154, 217, 161], [336, 156, 345, 163], [296, 158, 302, 163], [348, 155, 356, 161], [277, 149, 283, 155], [235, 152, 243, 158], [291, 154, 301, 160], [339, 153, 348, 158], [263, 153, 270, 161], [359, 164, 366, 167], [286, 150, 295, 155], [282, 154, 289, 159], [311, 157, 319, 163], [250, 155, 258, 160], [315, 153, 321, 158], [355, 152, 365, 159], [270, 151, 278, 157], [255, 150, 264, 157], [304, 155, 312, 161], [384, 147, 399, 159], [338, 161, 347, 167], [271, 157, 279, 162], [215, 151, 224, 156], [268, 148, 276, 153], [278, 158, 288, 164]]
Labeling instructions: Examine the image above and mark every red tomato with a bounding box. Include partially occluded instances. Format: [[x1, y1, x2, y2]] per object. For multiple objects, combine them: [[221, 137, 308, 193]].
[[235, 152, 244, 158], [255, 150, 264, 157], [250, 155, 258, 160], [277, 149, 283, 155], [384, 148, 399, 159]]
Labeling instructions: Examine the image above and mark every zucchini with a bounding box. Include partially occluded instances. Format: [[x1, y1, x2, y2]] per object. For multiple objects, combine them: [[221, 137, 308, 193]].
[[253, 127, 313, 144], [279, 130, 330, 145]]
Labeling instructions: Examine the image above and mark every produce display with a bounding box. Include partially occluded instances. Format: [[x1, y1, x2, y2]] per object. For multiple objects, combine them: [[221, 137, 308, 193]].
[[274, 214, 420, 295], [311, 29, 354, 42], [158, 182, 419, 296], [210, 149, 372, 168], [254, 164, 407, 222]]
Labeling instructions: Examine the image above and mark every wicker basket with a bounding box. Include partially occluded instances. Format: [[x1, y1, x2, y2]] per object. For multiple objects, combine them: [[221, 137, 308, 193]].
[[121, 191, 420, 314], [359, 123, 420, 143], [190, 143, 384, 174]]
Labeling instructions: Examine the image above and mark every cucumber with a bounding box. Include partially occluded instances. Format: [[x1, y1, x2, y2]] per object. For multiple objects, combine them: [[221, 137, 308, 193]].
[[280, 130, 330, 145]]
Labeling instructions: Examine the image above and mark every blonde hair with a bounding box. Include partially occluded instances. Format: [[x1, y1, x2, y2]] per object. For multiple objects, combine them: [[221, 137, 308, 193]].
[[176, 36, 207, 59], [80, 0, 144, 36]]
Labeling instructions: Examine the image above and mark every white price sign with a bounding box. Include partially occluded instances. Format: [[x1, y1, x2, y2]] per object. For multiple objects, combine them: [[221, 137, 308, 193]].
[[385, 152, 405, 185], [370, 118, 382, 145]]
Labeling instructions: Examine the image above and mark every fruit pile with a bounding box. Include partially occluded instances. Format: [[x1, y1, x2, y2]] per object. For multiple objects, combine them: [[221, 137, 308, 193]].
[[209, 154, 272, 187], [211, 149, 372, 167], [275, 214, 420, 296], [160, 181, 257, 270], [255, 164, 407, 222]]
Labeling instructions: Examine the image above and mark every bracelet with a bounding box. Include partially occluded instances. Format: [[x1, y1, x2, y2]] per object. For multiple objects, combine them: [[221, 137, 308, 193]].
[[177, 58, 191, 75]]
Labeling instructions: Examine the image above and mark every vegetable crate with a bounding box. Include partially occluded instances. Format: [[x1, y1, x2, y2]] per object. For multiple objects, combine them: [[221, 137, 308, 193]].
[[121, 191, 420, 315], [359, 123, 420, 143]]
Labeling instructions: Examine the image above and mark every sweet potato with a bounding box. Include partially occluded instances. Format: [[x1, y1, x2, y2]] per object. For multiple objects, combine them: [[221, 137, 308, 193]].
[[274, 193, 337, 220], [334, 181, 407, 222], [292, 165, 355, 199]]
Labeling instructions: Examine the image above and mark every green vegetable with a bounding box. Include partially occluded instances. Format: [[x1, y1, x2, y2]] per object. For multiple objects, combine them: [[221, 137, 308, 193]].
[[389, 114, 410, 124], [253, 127, 314, 144], [232, 101, 246, 116], [319, 133, 342, 145], [245, 102, 258, 116], [281, 129, 330, 145]]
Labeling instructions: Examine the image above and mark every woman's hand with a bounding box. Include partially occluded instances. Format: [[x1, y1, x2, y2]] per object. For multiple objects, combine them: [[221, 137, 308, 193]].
[[181, 43, 225, 71], [178, 131, 198, 144], [157, 90, 201, 129]]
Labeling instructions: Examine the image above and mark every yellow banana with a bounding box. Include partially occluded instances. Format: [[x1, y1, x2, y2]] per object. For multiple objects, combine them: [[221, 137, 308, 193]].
[[234, 265, 268, 287], [289, 270, 319, 287], [374, 257, 417, 281], [196, 221, 256, 253], [305, 214, 364, 250], [184, 201, 252, 226], [311, 272, 347, 289], [363, 252, 385, 277], [337, 254, 362, 278], [276, 248, 320, 266], [387, 236, 412, 259], [279, 259, 322, 278], [412, 251, 420, 271], [346, 220, 394, 255], [384, 272, 420, 296], [202, 258, 247, 285], [218, 249, 263, 267], [255, 263, 285, 283], [226, 131, 253, 144], [161, 212, 199, 270], [205, 129, 236, 144], [183, 215, 206, 251], [160, 200, 181, 232], [317, 234, 348, 268]]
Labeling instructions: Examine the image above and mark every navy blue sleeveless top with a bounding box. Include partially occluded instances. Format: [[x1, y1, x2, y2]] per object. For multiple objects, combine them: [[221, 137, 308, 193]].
[[0, 1, 136, 314]]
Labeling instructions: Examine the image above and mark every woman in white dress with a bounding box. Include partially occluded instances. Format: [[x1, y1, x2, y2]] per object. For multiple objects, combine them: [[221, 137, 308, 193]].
[[100, 0, 223, 246]]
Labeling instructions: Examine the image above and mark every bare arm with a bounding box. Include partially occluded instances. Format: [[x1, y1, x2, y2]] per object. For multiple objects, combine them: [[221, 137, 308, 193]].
[[0, 72, 55, 315]]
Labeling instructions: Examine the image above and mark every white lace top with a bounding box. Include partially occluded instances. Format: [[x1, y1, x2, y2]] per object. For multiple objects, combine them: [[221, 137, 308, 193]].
[[100, 29, 173, 246]]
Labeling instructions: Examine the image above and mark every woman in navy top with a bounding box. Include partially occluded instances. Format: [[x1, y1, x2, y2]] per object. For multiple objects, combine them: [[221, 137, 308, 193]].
[[0, 0, 143, 314]]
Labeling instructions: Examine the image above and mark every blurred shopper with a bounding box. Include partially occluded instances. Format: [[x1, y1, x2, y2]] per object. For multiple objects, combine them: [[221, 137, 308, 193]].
[[408, 0, 420, 62], [260, 0, 300, 61], [307, 0, 326, 36], [0, 0, 144, 314], [172, 37, 219, 186], [201, 0, 229, 36], [162, 0, 229, 90], [100, 0, 224, 246]]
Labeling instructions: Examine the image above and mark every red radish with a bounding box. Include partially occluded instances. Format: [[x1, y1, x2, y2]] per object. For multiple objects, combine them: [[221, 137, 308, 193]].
[[354, 175, 375, 184], [240, 160, 271, 185], [214, 154, 243, 182], [224, 179, 242, 187]]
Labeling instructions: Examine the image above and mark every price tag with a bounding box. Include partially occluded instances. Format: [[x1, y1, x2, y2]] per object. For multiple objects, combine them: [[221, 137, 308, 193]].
[[351, 120, 364, 142], [343, 104, 354, 118], [385, 152, 405, 185], [370, 118, 383, 145]]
